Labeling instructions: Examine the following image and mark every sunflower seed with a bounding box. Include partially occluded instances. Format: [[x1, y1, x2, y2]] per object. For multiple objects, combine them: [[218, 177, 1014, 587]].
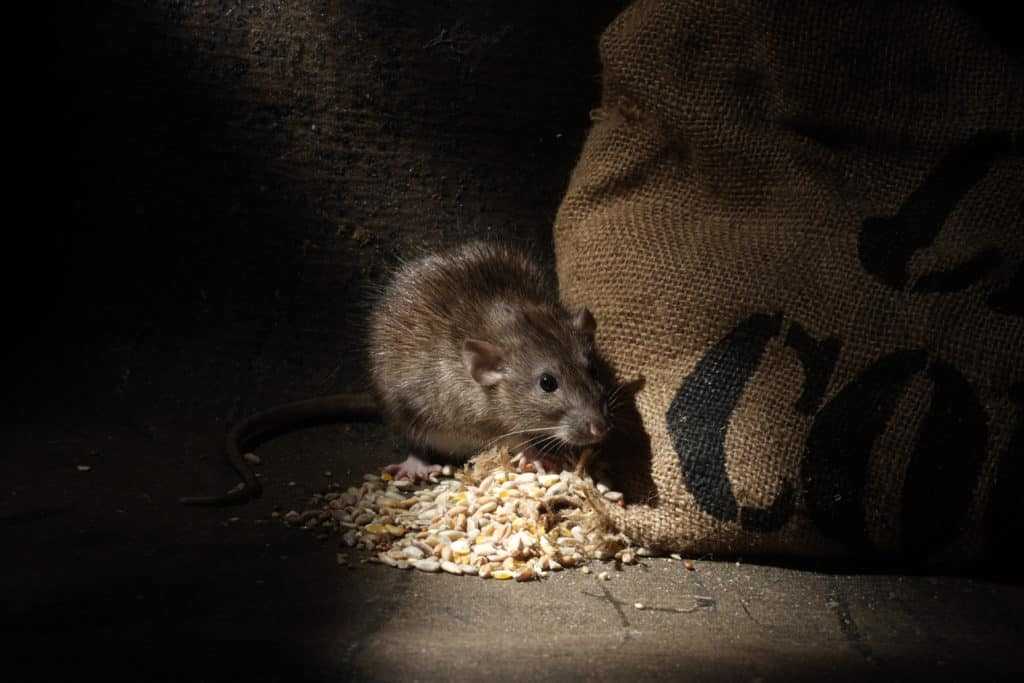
[[440, 560, 463, 575], [295, 446, 643, 584], [516, 566, 536, 582], [412, 559, 440, 572], [402, 546, 425, 560], [544, 481, 567, 497], [538, 474, 561, 487]]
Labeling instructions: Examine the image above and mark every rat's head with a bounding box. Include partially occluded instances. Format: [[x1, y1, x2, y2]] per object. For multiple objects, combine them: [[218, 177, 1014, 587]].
[[462, 303, 609, 450]]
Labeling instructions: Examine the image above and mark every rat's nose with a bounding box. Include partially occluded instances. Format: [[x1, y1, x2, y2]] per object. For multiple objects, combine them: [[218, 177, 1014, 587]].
[[588, 419, 608, 440]]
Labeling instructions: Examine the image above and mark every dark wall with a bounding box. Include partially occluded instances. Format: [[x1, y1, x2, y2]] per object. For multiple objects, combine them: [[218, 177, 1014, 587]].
[[19, 1, 624, 428]]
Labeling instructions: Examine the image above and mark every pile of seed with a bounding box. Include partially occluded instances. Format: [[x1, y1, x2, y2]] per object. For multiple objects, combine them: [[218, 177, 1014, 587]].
[[289, 448, 644, 581]]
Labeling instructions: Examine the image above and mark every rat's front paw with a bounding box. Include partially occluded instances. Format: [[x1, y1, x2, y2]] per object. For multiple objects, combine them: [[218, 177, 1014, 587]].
[[519, 446, 566, 475], [383, 454, 442, 482]]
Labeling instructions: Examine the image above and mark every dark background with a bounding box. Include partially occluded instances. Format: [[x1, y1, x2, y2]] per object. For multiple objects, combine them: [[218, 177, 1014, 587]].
[[16, 0, 1020, 465], [10, 1, 625, 679], [5, 2, 1021, 681], [17, 0, 626, 424]]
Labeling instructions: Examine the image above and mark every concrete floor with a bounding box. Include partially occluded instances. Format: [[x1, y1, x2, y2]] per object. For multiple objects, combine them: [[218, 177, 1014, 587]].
[[6, 418, 1022, 682], [20, 3, 1023, 681]]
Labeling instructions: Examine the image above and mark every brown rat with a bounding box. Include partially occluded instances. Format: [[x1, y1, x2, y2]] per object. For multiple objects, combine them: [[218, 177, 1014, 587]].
[[370, 241, 609, 479], [180, 241, 609, 506]]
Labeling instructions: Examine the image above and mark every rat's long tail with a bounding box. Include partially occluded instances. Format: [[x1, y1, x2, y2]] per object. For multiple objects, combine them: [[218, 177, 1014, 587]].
[[179, 392, 381, 506]]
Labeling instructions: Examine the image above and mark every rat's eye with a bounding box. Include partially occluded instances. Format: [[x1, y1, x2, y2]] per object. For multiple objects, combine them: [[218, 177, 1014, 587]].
[[539, 373, 559, 393]]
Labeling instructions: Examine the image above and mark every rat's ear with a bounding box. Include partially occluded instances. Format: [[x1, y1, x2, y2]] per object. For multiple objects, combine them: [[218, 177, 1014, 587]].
[[462, 339, 506, 386], [572, 307, 596, 337]]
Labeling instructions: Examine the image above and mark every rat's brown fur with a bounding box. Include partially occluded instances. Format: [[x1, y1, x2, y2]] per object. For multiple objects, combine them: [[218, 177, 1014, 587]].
[[181, 241, 607, 506], [370, 241, 606, 459]]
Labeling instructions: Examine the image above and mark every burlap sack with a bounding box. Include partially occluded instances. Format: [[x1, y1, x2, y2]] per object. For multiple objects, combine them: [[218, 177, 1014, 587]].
[[555, 0, 1023, 567]]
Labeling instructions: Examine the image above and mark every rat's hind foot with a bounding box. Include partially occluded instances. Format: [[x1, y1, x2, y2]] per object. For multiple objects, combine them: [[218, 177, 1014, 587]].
[[383, 454, 442, 482]]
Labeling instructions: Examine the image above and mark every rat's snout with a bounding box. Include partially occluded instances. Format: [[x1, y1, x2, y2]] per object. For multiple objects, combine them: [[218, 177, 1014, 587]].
[[567, 410, 608, 445]]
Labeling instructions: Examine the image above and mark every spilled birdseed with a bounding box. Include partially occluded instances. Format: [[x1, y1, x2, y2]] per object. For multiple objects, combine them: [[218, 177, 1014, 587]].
[[285, 447, 645, 582]]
